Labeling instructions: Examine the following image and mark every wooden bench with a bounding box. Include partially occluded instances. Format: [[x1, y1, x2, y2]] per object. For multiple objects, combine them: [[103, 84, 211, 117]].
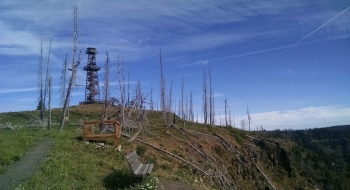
[[126, 151, 154, 177]]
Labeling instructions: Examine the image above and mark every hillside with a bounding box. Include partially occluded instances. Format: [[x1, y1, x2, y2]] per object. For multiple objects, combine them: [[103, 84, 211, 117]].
[[0, 104, 349, 189]]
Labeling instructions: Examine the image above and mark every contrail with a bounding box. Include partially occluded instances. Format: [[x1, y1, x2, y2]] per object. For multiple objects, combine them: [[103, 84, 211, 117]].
[[209, 36, 344, 62], [132, 35, 349, 77], [280, 5, 350, 54]]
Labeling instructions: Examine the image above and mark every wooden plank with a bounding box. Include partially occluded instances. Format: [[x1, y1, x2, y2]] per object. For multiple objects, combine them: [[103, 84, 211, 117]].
[[125, 151, 154, 176], [84, 120, 120, 125], [137, 164, 147, 176], [134, 164, 143, 175], [131, 160, 140, 172], [127, 154, 138, 165], [85, 134, 116, 138], [130, 158, 139, 168], [141, 164, 150, 177], [126, 151, 137, 160], [146, 163, 154, 175]]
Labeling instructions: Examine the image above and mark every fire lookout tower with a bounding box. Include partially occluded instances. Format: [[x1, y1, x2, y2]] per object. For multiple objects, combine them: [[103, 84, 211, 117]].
[[81, 47, 103, 104]]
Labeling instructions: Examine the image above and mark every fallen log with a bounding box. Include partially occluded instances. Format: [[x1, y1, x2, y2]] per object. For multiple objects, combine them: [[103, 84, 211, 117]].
[[122, 133, 214, 176]]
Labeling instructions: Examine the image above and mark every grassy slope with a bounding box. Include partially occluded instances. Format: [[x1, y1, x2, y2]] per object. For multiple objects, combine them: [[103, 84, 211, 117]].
[[0, 130, 41, 174], [0, 104, 349, 189]]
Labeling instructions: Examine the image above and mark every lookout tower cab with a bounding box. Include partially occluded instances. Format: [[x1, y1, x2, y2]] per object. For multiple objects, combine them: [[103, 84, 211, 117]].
[[80, 47, 103, 104]]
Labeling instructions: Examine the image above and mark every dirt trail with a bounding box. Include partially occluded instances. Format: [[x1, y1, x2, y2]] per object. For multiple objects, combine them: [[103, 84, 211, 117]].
[[0, 138, 54, 190]]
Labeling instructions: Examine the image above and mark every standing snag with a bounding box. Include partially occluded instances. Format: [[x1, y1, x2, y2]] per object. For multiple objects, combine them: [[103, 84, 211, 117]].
[[240, 119, 246, 130], [159, 47, 167, 126], [38, 38, 44, 120], [209, 65, 215, 125], [60, 53, 68, 109], [47, 77, 52, 129], [59, 5, 80, 130], [224, 99, 228, 126], [202, 67, 208, 124], [189, 90, 194, 122], [247, 105, 252, 131], [103, 52, 110, 117]]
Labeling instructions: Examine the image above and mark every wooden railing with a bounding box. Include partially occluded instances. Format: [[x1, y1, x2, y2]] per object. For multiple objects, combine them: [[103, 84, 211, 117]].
[[83, 120, 121, 147]]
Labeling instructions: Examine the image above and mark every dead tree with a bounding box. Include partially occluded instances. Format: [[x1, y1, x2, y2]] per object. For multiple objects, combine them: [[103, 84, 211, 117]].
[[127, 61, 131, 105], [189, 90, 194, 122], [59, 55, 80, 129], [178, 99, 181, 117], [240, 119, 246, 130], [202, 67, 208, 124], [247, 105, 252, 131], [47, 77, 52, 129], [43, 39, 52, 117], [167, 81, 173, 124], [128, 79, 148, 142], [185, 94, 188, 120], [38, 38, 44, 120], [212, 96, 216, 125], [150, 84, 154, 110], [232, 113, 236, 128], [103, 52, 110, 117], [174, 98, 177, 118], [181, 77, 184, 119], [224, 99, 228, 126], [228, 107, 232, 126], [59, 5, 80, 130], [117, 56, 126, 125], [60, 53, 68, 108], [159, 47, 167, 126], [209, 65, 215, 125]]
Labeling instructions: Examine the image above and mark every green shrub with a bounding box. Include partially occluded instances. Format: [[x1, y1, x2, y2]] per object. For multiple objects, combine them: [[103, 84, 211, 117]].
[[234, 133, 244, 145], [137, 145, 146, 156], [160, 164, 171, 171]]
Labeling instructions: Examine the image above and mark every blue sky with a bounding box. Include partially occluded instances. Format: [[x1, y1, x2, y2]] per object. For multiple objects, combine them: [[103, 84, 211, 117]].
[[0, 0, 349, 130]]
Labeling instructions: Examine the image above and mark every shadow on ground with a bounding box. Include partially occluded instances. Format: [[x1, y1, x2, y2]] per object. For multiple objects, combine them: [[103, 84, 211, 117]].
[[103, 169, 141, 189]]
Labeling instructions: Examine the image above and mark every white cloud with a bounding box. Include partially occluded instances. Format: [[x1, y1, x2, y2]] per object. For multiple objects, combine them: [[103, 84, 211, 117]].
[[214, 93, 224, 97], [0, 87, 37, 94], [0, 21, 41, 56], [232, 106, 350, 130]]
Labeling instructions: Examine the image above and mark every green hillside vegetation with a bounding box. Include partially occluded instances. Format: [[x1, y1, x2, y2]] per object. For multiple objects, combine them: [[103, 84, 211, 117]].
[[0, 104, 349, 189]]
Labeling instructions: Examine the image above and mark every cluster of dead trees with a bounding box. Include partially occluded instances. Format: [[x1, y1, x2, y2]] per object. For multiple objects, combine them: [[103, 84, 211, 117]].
[[37, 36, 53, 129], [37, 5, 80, 130], [38, 5, 258, 131]]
